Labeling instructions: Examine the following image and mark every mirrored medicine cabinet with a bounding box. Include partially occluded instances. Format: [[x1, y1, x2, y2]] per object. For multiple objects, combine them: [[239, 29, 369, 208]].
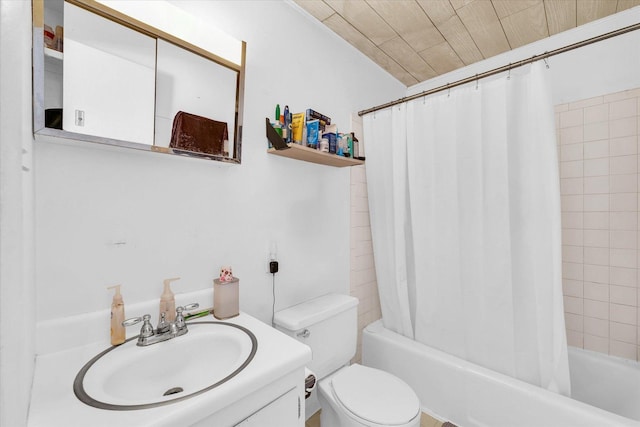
[[32, 0, 246, 164]]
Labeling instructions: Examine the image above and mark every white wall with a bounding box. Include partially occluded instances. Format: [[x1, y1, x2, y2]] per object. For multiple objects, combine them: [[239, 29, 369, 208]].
[[0, 1, 36, 426], [34, 0, 405, 331], [406, 8, 640, 105]]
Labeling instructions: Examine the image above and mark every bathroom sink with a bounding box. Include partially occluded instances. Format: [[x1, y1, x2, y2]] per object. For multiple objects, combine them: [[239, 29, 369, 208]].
[[73, 321, 257, 410]]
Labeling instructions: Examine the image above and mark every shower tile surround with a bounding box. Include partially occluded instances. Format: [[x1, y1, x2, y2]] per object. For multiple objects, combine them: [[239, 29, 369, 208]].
[[350, 165, 382, 364], [558, 87, 640, 362]]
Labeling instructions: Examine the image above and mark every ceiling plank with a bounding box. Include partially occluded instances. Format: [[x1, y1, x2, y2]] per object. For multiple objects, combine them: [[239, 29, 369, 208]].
[[449, 0, 475, 10], [492, 0, 540, 19], [577, 0, 618, 25], [419, 41, 466, 75], [367, 0, 444, 52], [544, 0, 577, 35], [293, 0, 335, 21], [294, 0, 628, 85], [437, 15, 485, 64], [323, 13, 418, 85], [456, 0, 511, 57], [379, 36, 438, 81], [324, 0, 397, 46], [501, 2, 549, 49], [416, 0, 456, 26]]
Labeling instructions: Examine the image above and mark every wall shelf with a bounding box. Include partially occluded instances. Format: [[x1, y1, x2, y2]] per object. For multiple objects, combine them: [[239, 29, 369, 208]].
[[265, 118, 363, 168], [44, 47, 64, 61], [268, 144, 364, 167]]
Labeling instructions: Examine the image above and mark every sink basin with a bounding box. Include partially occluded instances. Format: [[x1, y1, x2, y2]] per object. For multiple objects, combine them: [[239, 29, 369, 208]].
[[73, 321, 257, 410]]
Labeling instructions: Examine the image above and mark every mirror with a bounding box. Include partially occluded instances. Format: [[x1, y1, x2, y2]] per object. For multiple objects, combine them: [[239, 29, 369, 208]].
[[63, 1, 156, 144], [32, 0, 246, 164]]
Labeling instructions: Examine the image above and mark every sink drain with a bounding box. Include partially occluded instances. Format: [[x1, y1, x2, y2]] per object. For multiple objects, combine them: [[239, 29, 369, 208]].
[[163, 387, 184, 396]]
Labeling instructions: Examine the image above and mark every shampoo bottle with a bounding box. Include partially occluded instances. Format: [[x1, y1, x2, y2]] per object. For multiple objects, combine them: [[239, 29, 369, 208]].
[[107, 285, 125, 346], [160, 277, 179, 322]]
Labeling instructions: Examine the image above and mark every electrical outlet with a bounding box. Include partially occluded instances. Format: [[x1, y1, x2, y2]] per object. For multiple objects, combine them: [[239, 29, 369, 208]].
[[75, 109, 85, 126], [267, 241, 278, 273]]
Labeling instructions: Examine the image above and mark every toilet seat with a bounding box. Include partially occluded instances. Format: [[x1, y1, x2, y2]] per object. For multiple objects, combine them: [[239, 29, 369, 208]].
[[330, 364, 420, 426]]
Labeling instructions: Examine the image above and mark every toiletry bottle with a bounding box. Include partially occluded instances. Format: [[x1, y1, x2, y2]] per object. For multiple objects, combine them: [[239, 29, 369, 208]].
[[337, 134, 344, 156], [160, 277, 179, 322], [272, 121, 282, 138], [279, 113, 285, 137], [284, 105, 291, 143], [107, 285, 125, 346], [351, 132, 359, 158]]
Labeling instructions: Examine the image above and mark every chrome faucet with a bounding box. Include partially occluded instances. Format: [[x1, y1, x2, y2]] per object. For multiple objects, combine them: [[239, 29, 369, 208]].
[[122, 303, 199, 347]]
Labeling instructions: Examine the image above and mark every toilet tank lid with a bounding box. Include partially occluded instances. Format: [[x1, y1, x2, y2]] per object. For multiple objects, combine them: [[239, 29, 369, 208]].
[[274, 293, 358, 331]]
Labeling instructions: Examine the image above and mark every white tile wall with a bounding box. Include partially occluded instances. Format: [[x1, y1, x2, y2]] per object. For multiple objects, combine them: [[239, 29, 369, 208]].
[[350, 165, 382, 364], [558, 87, 640, 361]]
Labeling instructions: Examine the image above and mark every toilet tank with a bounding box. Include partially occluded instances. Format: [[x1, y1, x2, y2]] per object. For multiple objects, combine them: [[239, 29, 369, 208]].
[[274, 294, 358, 380]]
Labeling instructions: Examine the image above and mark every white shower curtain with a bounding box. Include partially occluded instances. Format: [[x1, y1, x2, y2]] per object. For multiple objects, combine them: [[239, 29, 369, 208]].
[[364, 62, 570, 395]]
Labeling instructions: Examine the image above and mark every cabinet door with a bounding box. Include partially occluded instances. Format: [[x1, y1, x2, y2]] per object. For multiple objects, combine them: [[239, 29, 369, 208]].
[[234, 387, 301, 427], [63, 2, 155, 144]]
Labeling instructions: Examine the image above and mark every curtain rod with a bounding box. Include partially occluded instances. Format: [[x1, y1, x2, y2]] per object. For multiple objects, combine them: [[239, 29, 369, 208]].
[[358, 22, 640, 117]]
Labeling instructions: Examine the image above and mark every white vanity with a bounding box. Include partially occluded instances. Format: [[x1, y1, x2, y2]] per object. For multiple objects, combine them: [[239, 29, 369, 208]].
[[28, 310, 311, 426]]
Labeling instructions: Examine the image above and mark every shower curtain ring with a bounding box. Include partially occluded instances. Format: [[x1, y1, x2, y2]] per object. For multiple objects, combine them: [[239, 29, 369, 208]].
[[543, 55, 550, 69], [475, 74, 479, 90], [507, 63, 511, 80], [447, 83, 450, 98]]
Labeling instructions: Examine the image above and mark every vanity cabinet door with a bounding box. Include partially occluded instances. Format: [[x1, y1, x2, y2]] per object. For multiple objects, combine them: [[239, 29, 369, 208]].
[[234, 387, 301, 427]]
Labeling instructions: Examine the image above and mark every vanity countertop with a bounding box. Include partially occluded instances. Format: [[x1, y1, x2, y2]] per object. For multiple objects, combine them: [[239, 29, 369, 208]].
[[28, 312, 312, 427]]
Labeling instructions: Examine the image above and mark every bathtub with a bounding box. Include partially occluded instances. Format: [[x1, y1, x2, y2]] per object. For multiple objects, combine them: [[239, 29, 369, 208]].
[[362, 320, 640, 427]]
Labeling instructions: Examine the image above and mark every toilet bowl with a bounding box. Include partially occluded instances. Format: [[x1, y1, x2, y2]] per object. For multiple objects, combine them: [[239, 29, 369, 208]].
[[318, 364, 421, 427]]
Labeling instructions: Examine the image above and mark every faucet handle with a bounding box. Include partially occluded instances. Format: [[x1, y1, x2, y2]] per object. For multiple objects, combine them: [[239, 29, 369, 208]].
[[176, 303, 199, 321], [123, 314, 154, 338], [181, 303, 200, 312], [122, 316, 143, 327], [174, 303, 199, 334]]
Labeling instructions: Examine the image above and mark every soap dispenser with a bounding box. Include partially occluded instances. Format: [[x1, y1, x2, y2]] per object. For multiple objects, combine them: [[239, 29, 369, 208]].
[[107, 285, 125, 346], [160, 277, 179, 322]]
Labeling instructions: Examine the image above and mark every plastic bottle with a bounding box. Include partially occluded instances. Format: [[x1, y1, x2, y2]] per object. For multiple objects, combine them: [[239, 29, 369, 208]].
[[160, 277, 179, 322], [284, 105, 291, 143], [351, 132, 359, 158], [107, 285, 125, 346], [272, 105, 283, 138]]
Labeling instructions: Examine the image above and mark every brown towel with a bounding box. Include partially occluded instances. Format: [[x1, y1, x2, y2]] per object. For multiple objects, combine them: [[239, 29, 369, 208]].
[[170, 111, 228, 156]]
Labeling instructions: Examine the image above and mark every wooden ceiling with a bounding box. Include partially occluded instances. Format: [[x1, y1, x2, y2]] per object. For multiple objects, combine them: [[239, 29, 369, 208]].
[[294, 0, 640, 86]]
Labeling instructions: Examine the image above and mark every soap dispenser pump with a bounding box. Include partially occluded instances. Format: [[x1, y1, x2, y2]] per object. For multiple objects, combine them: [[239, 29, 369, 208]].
[[160, 277, 179, 322], [107, 285, 125, 346]]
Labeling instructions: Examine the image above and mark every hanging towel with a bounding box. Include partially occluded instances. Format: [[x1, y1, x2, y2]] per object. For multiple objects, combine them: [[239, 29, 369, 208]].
[[170, 111, 228, 156]]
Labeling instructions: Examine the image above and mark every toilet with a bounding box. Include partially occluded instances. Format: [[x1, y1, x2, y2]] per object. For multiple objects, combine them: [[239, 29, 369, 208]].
[[274, 293, 421, 427]]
